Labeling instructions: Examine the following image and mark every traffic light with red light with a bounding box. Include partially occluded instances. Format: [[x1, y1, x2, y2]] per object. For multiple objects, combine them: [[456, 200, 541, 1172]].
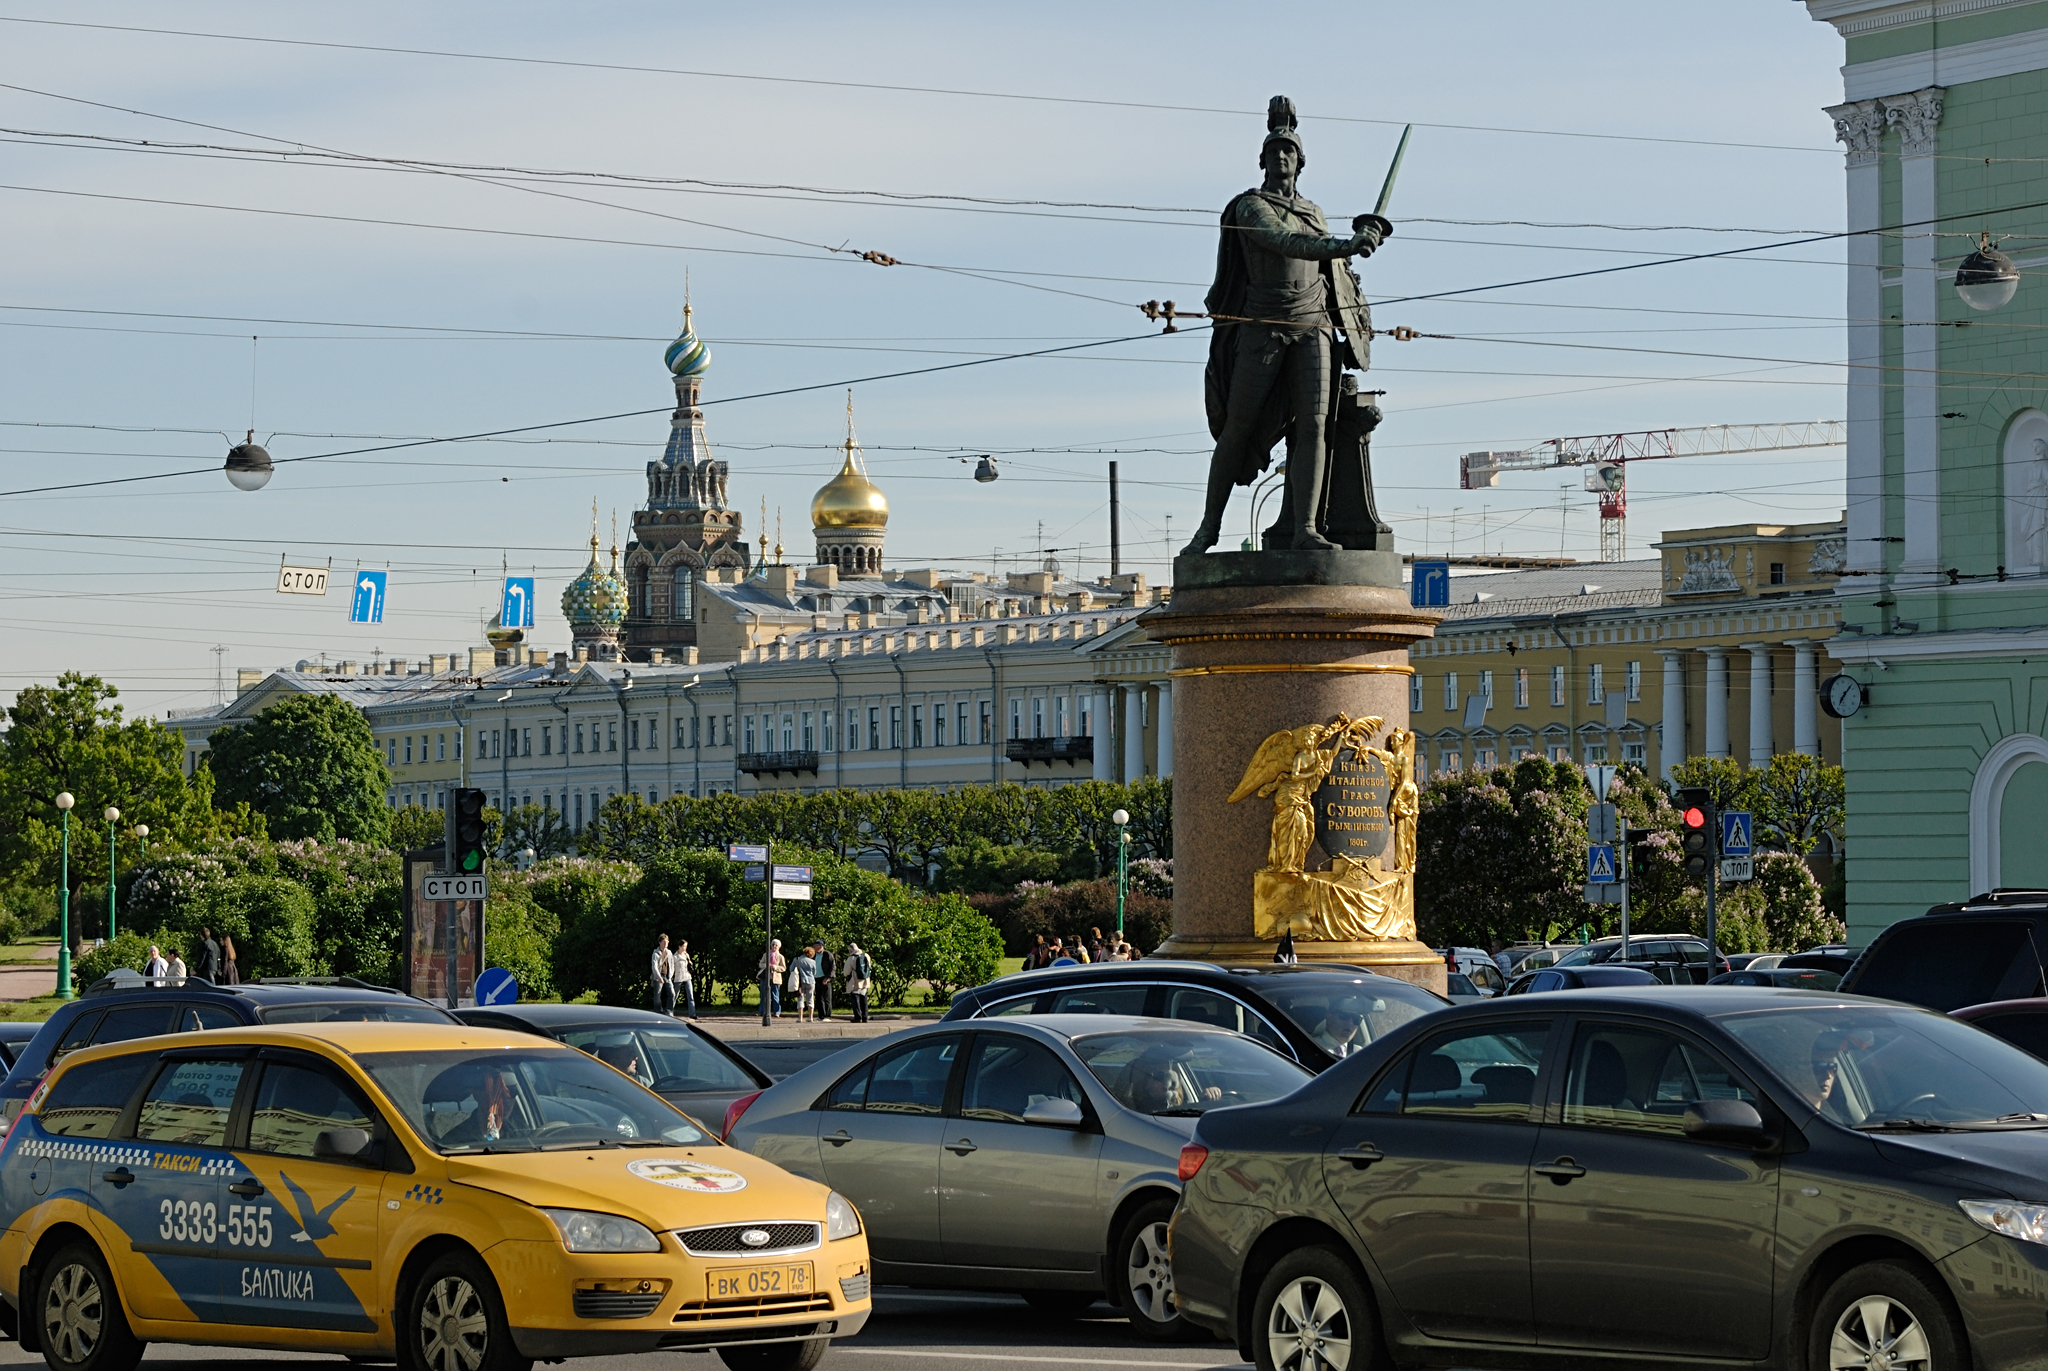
[[1677, 787, 1717, 880]]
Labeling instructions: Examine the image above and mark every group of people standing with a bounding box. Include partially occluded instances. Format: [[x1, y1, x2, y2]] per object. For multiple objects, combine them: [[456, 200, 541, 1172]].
[[1024, 927, 1138, 969], [142, 927, 238, 984], [755, 938, 876, 1024], [649, 934, 697, 1019]]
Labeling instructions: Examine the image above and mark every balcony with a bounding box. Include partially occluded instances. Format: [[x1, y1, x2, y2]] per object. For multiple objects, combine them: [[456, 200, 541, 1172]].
[[736, 750, 820, 778], [1005, 736, 1094, 766]]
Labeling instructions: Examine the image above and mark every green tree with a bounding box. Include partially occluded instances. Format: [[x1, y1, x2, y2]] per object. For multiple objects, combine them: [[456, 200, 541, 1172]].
[[499, 804, 573, 859], [389, 805, 444, 851], [1749, 754, 1845, 856], [1416, 757, 1591, 949], [208, 694, 390, 843], [155, 875, 318, 980], [1667, 757, 1750, 811], [933, 838, 1060, 894]]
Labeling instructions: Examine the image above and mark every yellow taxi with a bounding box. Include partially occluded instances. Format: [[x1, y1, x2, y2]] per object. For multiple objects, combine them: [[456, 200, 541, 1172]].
[[0, 1023, 871, 1371]]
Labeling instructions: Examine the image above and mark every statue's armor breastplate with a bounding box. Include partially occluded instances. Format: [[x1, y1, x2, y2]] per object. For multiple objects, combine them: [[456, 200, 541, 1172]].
[[1237, 194, 1331, 323]]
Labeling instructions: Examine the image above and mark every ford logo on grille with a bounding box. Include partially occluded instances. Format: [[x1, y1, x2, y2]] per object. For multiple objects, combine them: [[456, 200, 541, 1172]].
[[740, 1229, 772, 1248]]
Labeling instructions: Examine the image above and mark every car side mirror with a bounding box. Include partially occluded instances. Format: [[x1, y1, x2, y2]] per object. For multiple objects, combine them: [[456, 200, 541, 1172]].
[[1682, 1098, 1769, 1148], [1021, 1098, 1084, 1128], [315, 1127, 380, 1164]]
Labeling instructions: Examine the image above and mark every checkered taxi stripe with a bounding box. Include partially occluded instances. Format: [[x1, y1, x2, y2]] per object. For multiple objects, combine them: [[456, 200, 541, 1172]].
[[404, 1184, 444, 1205], [16, 1139, 237, 1174]]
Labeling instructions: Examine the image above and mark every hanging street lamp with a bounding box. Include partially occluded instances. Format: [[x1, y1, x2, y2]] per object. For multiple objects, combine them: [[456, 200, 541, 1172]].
[[224, 430, 273, 491], [54, 793, 74, 1000], [1112, 807, 1131, 940], [1956, 233, 2020, 312], [105, 807, 120, 941]]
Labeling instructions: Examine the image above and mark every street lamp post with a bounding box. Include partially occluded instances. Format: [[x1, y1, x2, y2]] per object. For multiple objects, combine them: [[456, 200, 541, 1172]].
[[105, 807, 120, 941], [135, 824, 148, 861], [54, 793, 74, 1000], [1111, 807, 1131, 940]]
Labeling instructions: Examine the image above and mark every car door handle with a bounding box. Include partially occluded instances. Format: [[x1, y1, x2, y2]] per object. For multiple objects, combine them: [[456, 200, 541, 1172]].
[[825, 1130, 852, 1147], [946, 1139, 978, 1155], [100, 1168, 134, 1188], [1534, 1158, 1587, 1184], [1335, 1146, 1384, 1169], [227, 1179, 265, 1197]]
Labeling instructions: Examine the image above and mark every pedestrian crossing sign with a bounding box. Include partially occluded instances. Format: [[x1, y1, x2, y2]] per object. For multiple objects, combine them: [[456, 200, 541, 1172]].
[[1587, 844, 1617, 884]]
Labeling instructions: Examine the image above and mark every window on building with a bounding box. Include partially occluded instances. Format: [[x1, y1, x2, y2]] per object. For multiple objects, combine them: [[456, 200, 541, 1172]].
[[1443, 672, 1458, 712], [723, 715, 732, 746], [1010, 698, 1023, 740], [438, 733, 447, 761], [1550, 666, 1566, 707], [1515, 667, 1530, 708], [541, 727, 552, 756], [1626, 660, 1641, 702], [933, 705, 947, 748], [959, 701, 971, 746], [889, 705, 903, 749], [1583, 740, 1609, 763], [910, 705, 924, 748], [845, 709, 860, 751], [1440, 751, 1462, 775], [673, 568, 693, 620], [801, 712, 815, 750], [629, 719, 640, 751], [1769, 562, 1785, 585], [1623, 740, 1646, 766], [574, 723, 584, 754], [1054, 695, 1069, 737], [744, 716, 757, 752], [646, 716, 659, 751], [1480, 670, 1494, 708], [821, 711, 834, 752], [1548, 744, 1570, 763], [454, 732, 463, 761], [522, 727, 531, 757], [387, 739, 397, 766], [1475, 746, 1497, 770], [607, 721, 618, 752], [1588, 663, 1604, 705], [979, 700, 992, 745], [1410, 674, 1423, 712], [574, 793, 584, 830], [1078, 693, 1092, 738], [781, 714, 794, 750], [868, 707, 881, 752], [1032, 697, 1045, 739], [404, 737, 413, 764]]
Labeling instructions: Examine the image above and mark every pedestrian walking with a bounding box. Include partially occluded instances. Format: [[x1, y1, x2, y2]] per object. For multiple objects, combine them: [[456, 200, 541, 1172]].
[[673, 938, 696, 1019], [844, 942, 873, 1022], [195, 927, 220, 984], [143, 945, 167, 979], [1089, 927, 1107, 963], [759, 940, 785, 1017], [1274, 931, 1298, 965], [651, 934, 676, 1015], [1027, 935, 1049, 970], [793, 942, 819, 1025], [219, 934, 240, 985], [167, 949, 188, 979], [814, 942, 836, 1019]]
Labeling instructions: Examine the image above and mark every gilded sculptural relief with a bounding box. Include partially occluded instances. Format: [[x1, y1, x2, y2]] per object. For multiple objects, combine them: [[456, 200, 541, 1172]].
[[1228, 713, 1418, 943]]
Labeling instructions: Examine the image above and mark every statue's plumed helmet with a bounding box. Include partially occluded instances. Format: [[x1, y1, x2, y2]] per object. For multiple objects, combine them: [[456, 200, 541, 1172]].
[[1261, 94, 1306, 170]]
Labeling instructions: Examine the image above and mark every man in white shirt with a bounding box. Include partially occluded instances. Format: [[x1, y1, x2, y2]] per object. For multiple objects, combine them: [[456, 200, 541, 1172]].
[[143, 945, 168, 979], [651, 934, 675, 1016]]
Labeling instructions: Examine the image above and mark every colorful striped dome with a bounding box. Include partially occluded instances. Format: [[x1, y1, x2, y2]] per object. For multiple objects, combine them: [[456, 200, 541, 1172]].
[[665, 302, 710, 378], [562, 534, 627, 628]]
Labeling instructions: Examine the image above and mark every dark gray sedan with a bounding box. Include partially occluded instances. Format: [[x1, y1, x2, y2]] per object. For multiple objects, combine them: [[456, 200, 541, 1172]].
[[454, 1002, 770, 1131], [725, 1014, 1313, 1340]]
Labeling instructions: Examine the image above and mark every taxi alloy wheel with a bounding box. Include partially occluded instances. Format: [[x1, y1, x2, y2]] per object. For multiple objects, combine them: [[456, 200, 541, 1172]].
[[1254, 1248, 1376, 1371], [1810, 1260, 1961, 1371], [405, 1251, 527, 1371], [37, 1243, 142, 1371], [1116, 1199, 1192, 1341]]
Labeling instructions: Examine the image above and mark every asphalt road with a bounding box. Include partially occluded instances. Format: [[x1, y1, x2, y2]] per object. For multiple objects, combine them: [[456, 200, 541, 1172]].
[[0, 1289, 1254, 1371], [731, 1035, 872, 1081]]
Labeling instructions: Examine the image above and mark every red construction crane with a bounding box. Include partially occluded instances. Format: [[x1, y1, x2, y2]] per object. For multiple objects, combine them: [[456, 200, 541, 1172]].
[[1459, 419, 1846, 561]]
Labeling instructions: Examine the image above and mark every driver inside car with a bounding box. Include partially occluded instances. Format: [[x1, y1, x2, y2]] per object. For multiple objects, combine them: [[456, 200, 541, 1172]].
[[1122, 1044, 1225, 1114]]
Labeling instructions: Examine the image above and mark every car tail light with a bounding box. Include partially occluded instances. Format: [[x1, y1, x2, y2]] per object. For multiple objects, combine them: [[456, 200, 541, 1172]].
[[1177, 1144, 1209, 1182], [721, 1091, 763, 1142]]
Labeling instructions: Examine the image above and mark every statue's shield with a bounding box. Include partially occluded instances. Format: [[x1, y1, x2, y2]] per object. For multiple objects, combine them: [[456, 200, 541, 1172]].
[[1315, 741, 1391, 866]]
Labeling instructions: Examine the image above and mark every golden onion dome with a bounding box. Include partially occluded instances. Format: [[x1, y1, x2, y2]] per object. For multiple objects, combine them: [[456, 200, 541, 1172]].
[[810, 394, 888, 529]]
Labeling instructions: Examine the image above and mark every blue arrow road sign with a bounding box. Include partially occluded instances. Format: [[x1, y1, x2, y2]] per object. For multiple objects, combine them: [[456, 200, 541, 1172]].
[[475, 967, 518, 1006], [1721, 811, 1754, 857], [350, 570, 386, 624], [1587, 844, 1617, 884], [1410, 561, 1450, 608], [500, 577, 534, 629]]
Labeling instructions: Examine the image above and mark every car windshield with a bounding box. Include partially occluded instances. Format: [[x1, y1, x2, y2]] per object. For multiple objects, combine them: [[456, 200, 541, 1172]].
[[260, 1001, 451, 1025], [1253, 976, 1442, 1056], [1446, 974, 1478, 996], [1721, 1005, 2048, 1128], [1069, 1030, 1312, 1117], [553, 1025, 756, 1093], [358, 1049, 712, 1153]]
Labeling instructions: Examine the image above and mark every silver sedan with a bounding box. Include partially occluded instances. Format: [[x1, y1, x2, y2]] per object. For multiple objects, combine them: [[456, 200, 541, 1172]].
[[724, 1014, 1314, 1340]]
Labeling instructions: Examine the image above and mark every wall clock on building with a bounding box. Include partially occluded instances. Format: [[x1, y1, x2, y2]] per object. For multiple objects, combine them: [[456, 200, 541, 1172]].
[[1819, 673, 1865, 719]]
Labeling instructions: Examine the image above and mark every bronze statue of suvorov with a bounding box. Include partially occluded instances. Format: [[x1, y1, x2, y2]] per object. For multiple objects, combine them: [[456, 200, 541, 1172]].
[[1183, 97, 1393, 556]]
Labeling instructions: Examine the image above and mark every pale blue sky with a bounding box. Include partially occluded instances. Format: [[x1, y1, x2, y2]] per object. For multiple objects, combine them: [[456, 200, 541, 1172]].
[[0, 1, 1851, 711]]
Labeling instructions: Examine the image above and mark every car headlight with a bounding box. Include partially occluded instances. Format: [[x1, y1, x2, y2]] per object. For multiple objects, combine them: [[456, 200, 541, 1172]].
[[825, 1190, 862, 1241], [540, 1207, 663, 1253], [1960, 1199, 2048, 1245]]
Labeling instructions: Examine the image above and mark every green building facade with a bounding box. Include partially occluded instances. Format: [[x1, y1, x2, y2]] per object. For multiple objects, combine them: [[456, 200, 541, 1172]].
[[1800, 1, 2048, 941]]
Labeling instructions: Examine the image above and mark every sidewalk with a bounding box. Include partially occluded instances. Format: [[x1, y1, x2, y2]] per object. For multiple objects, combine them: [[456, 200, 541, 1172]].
[[690, 1014, 920, 1042], [0, 943, 59, 1003]]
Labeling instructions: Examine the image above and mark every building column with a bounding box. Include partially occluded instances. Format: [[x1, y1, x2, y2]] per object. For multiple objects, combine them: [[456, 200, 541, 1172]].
[[1742, 643, 1774, 768], [1152, 680, 1174, 780], [1702, 647, 1730, 759], [1827, 98, 1888, 578], [1658, 649, 1687, 782], [1091, 685, 1114, 782], [1888, 86, 1945, 575], [1123, 684, 1146, 783], [1787, 639, 1820, 756]]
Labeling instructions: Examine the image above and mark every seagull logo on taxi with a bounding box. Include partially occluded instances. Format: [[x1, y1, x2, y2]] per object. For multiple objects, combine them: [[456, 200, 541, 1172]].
[[740, 1229, 771, 1248]]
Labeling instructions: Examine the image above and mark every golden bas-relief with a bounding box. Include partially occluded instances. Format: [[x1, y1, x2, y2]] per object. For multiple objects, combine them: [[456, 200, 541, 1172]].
[[1227, 713, 1419, 943]]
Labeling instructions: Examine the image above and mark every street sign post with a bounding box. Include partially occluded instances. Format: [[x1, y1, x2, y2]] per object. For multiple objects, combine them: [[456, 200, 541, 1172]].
[[1410, 561, 1450, 608], [728, 844, 769, 863], [500, 577, 535, 629], [1588, 844, 1617, 884], [1586, 765, 1618, 802], [1587, 803, 1620, 845], [350, 570, 387, 624], [474, 967, 518, 1006], [726, 843, 776, 1026], [743, 864, 765, 882], [772, 882, 813, 901], [422, 874, 488, 902], [1721, 811, 1754, 857], [1720, 856, 1755, 882], [772, 865, 812, 883]]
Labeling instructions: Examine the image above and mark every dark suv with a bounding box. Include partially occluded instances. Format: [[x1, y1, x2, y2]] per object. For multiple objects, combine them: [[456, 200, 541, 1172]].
[[1549, 935, 1730, 984], [0, 973, 455, 1122], [1840, 889, 2048, 1010]]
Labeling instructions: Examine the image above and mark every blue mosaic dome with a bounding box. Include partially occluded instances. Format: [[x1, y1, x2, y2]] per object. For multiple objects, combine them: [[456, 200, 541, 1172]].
[[561, 535, 627, 628], [665, 303, 710, 378]]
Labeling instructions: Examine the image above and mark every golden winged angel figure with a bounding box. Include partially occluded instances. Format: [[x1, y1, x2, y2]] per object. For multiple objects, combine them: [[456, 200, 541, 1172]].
[[1228, 714, 1384, 871]]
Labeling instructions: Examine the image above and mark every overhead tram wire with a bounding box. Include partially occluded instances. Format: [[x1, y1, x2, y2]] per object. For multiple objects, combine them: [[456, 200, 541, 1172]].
[[0, 16, 1842, 156]]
